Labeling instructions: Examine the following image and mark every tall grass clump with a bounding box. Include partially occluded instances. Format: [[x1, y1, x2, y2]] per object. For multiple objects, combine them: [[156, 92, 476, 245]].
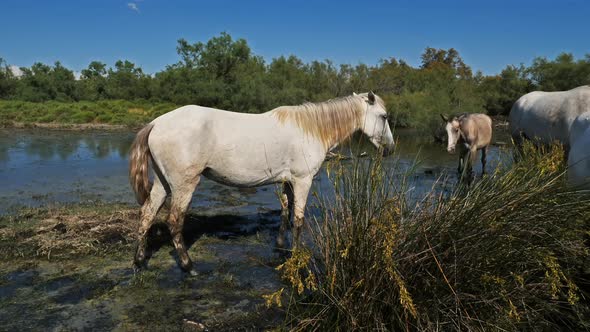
[[279, 143, 590, 331]]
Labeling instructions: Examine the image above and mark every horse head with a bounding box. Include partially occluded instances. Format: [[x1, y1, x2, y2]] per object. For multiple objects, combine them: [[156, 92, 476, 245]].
[[356, 91, 395, 156], [441, 114, 462, 153]]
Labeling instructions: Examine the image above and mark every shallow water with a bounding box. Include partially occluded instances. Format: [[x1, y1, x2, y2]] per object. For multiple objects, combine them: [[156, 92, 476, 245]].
[[0, 126, 512, 330], [0, 128, 510, 215]]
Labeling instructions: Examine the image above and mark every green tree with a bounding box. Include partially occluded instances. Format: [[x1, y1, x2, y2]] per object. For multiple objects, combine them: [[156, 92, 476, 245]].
[[51, 61, 77, 101], [478, 65, 532, 115], [160, 32, 256, 109], [529, 53, 590, 91], [369, 58, 411, 95], [106, 60, 151, 100], [230, 55, 268, 112], [421, 47, 472, 79], [79, 61, 108, 100], [265, 55, 308, 107], [0, 57, 16, 98], [17, 62, 54, 101]]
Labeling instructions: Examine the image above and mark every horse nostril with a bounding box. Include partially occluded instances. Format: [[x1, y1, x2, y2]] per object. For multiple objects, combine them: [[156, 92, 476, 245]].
[[382, 143, 395, 156]]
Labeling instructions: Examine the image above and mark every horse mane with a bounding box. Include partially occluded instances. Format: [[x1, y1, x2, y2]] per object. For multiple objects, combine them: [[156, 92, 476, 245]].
[[453, 112, 469, 121], [270, 94, 384, 148]]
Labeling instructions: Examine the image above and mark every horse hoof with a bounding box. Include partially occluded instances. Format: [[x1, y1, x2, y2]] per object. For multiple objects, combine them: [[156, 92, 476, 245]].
[[133, 261, 148, 273], [274, 247, 291, 259], [180, 266, 197, 277], [274, 242, 291, 256], [274, 241, 285, 251], [179, 261, 194, 274]]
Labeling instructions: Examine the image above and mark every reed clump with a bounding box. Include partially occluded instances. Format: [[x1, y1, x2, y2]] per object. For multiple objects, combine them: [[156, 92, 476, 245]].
[[279, 142, 590, 331]]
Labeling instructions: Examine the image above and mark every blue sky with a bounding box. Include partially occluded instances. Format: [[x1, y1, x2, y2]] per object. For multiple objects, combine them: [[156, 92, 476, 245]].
[[1, 0, 589, 75]]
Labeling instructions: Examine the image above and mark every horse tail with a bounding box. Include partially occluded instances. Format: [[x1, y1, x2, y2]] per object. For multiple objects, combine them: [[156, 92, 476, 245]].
[[129, 123, 155, 205]]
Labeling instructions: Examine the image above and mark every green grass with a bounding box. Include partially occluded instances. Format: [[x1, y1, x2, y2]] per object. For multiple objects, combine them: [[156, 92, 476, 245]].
[[278, 143, 590, 331], [0, 99, 179, 126]]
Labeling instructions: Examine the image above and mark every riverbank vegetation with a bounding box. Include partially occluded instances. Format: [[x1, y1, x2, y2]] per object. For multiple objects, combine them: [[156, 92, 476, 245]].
[[277, 143, 590, 330], [1, 33, 590, 131], [0, 99, 176, 127]]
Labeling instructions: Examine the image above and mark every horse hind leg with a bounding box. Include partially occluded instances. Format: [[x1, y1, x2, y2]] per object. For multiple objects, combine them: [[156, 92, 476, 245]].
[[134, 176, 168, 270], [511, 130, 526, 161], [167, 176, 201, 273]]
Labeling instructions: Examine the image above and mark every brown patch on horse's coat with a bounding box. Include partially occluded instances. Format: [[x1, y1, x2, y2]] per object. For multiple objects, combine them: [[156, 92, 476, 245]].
[[129, 123, 154, 205]]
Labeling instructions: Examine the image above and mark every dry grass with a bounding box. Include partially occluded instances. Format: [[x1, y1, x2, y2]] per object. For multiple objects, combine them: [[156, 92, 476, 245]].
[[0, 205, 139, 259]]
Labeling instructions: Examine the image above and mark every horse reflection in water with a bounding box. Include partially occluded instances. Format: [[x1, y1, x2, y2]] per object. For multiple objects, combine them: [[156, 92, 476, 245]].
[[129, 92, 395, 272]]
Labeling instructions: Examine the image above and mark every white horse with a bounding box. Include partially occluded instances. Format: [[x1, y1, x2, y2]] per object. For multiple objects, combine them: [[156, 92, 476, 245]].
[[129, 92, 394, 272], [509, 85, 590, 149], [568, 112, 590, 188]]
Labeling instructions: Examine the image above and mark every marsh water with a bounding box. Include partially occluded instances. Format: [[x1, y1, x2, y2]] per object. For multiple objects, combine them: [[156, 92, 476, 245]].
[[0, 127, 511, 215], [0, 127, 512, 330]]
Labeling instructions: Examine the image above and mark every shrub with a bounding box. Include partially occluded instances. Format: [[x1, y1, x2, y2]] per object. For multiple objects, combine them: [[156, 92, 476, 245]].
[[280, 143, 590, 331], [0, 100, 179, 126], [70, 110, 96, 123]]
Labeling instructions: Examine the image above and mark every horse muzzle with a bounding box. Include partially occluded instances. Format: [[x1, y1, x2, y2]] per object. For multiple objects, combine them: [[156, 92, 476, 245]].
[[382, 144, 395, 157]]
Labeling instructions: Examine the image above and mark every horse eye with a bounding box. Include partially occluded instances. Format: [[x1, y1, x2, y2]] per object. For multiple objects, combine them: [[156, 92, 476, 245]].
[[381, 114, 388, 120]]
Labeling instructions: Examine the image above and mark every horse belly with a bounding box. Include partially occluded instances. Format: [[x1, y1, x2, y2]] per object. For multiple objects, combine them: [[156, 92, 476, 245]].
[[203, 129, 297, 187], [202, 166, 291, 188]]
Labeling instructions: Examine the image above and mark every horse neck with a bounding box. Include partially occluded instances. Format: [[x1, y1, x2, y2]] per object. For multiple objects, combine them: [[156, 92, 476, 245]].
[[314, 103, 364, 151], [272, 97, 365, 151]]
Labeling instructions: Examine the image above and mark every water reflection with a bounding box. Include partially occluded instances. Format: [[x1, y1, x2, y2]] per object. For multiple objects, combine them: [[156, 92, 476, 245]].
[[0, 128, 511, 215], [0, 129, 134, 162]]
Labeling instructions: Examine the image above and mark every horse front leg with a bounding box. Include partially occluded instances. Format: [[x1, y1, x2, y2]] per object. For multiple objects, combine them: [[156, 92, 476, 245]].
[[465, 146, 478, 183], [276, 182, 293, 250], [458, 147, 468, 177], [481, 146, 488, 175], [291, 177, 313, 249]]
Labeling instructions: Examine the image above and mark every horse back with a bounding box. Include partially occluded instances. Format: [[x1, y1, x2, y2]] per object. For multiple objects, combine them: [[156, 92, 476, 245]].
[[460, 114, 492, 148], [509, 86, 590, 145]]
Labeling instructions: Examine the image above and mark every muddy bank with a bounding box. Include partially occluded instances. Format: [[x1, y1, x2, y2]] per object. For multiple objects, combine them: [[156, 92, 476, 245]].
[[0, 204, 286, 331]]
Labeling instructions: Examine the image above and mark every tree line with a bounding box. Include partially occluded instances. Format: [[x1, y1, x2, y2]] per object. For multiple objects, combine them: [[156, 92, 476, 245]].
[[1, 32, 590, 130]]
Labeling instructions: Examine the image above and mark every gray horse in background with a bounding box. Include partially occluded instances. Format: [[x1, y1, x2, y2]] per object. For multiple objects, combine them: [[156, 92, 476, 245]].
[[509, 85, 590, 150]]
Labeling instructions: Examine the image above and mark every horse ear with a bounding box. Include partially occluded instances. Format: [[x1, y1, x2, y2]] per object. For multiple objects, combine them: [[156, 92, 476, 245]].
[[368, 91, 375, 105], [440, 114, 449, 122], [353, 92, 358, 96]]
